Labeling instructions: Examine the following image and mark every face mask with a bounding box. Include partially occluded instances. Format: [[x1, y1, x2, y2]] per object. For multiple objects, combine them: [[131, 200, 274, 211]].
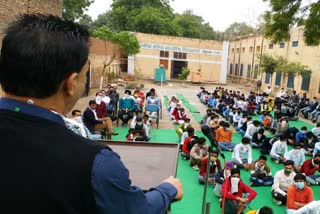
[[281, 121, 287, 126], [184, 123, 189, 126], [124, 94, 130, 98], [231, 177, 240, 184], [73, 116, 82, 124], [281, 140, 286, 144], [295, 182, 305, 190], [225, 128, 230, 131], [284, 169, 292, 175], [137, 122, 143, 126], [211, 157, 217, 162], [214, 119, 219, 122], [302, 131, 307, 134]]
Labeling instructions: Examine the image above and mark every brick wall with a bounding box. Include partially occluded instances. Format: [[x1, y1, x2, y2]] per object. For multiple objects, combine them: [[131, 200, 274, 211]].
[[0, 0, 62, 44]]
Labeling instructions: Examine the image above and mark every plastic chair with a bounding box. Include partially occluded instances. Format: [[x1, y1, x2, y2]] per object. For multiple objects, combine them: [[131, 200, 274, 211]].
[[145, 104, 160, 129]]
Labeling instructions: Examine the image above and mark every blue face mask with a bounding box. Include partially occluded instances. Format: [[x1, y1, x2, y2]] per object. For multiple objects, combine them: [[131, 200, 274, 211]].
[[295, 182, 305, 190]]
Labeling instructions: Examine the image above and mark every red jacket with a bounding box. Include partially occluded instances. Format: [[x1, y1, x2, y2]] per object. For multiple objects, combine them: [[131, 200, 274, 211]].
[[221, 178, 257, 202], [182, 137, 192, 154], [96, 102, 107, 118], [300, 159, 320, 176], [199, 157, 221, 177]]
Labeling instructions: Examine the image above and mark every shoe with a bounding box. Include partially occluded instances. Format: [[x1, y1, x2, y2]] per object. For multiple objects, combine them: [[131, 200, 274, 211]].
[[193, 165, 199, 171], [272, 198, 282, 205]]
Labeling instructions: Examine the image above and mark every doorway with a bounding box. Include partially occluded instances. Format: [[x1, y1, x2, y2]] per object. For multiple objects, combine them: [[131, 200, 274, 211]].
[[171, 60, 187, 79]]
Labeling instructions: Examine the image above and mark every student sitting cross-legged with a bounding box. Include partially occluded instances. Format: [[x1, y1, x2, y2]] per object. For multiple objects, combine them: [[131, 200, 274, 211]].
[[249, 155, 273, 186], [232, 137, 252, 170], [198, 151, 222, 184]]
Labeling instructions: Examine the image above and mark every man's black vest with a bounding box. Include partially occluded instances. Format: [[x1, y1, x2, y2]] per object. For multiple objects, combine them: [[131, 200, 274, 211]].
[[0, 110, 106, 214]]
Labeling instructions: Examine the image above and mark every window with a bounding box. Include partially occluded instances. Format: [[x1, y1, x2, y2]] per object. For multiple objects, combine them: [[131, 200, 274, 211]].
[[236, 48, 240, 53], [256, 46, 261, 53], [160, 51, 169, 58], [247, 64, 251, 78], [275, 71, 281, 86], [269, 44, 273, 49], [265, 72, 271, 84], [301, 74, 311, 91], [240, 64, 244, 77], [242, 47, 245, 53], [173, 52, 186, 59], [292, 41, 299, 47], [235, 64, 238, 75], [249, 47, 253, 53], [279, 43, 285, 48], [287, 73, 294, 88], [254, 65, 258, 79], [229, 64, 233, 75]]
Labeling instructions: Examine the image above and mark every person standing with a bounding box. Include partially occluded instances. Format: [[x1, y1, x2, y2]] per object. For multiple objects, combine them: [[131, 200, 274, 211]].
[[0, 14, 183, 213]]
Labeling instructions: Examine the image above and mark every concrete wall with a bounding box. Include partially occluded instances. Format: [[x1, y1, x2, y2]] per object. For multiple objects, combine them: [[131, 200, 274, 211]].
[[228, 26, 320, 97], [134, 32, 228, 83]]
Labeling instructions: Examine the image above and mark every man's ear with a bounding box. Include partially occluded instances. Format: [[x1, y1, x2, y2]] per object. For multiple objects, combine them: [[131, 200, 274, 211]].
[[65, 72, 78, 96]]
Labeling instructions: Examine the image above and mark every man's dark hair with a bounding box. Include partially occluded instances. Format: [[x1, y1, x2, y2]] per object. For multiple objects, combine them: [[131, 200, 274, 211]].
[[294, 173, 306, 181], [241, 137, 251, 144], [314, 153, 320, 159], [0, 14, 90, 98], [89, 100, 96, 105], [71, 109, 81, 116], [259, 206, 273, 214], [258, 155, 267, 161], [197, 137, 206, 145], [283, 160, 294, 166]]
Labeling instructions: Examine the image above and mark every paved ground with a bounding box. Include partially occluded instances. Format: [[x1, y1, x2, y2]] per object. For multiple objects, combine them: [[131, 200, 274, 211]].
[[71, 79, 255, 130]]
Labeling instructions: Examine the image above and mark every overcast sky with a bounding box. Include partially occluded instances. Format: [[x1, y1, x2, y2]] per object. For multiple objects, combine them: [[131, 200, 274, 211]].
[[86, 0, 269, 31]]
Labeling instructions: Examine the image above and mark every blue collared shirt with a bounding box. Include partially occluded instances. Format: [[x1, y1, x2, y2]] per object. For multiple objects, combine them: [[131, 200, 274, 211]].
[[0, 97, 177, 214]]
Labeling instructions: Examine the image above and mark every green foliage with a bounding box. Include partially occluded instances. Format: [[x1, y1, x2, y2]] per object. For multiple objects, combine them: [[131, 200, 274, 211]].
[[178, 67, 190, 80], [224, 22, 255, 37], [258, 54, 280, 75], [173, 10, 216, 40], [92, 26, 140, 55], [63, 0, 94, 21], [263, 0, 320, 46]]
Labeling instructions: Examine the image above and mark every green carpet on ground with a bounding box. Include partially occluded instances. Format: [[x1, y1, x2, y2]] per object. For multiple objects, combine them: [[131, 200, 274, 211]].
[[111, 114, 320, 214], [176, 93, 200, 113]]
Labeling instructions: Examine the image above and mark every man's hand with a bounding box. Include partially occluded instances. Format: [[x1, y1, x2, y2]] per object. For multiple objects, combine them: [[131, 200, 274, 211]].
[[163, 176, 183, 200]]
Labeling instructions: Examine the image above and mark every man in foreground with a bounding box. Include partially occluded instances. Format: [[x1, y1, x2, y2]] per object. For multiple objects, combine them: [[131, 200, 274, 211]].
[[0, 14, 183, 213]]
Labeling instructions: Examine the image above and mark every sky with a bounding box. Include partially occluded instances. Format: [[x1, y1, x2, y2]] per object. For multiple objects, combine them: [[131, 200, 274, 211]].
[[86, 0, 269, 31]]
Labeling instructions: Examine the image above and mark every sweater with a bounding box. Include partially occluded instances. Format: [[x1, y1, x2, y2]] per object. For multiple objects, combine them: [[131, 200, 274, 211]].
[[0, 110, 105, 214]]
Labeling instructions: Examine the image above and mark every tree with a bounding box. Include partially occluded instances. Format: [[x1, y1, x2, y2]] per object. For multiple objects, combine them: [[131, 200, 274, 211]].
[[278, 60, 312, 90], [63, 0, 94, 21], [263, 0, 320, 46], [257, 54, 279, 86], [92, 26, 140, 89], [224, 22, 255, 38], [173, 10, 216, 40]]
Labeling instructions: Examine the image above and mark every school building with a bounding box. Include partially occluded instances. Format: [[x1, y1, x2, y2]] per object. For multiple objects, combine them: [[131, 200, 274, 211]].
[[228, 26, 320, 97], [130, 32, 229, 84]]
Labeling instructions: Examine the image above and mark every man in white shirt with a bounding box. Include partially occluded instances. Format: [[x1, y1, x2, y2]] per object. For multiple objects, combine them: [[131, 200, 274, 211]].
[[271, 160, 296, 205], [291, 200, 320, 214], [284, 143, 305, 171], [311, 122, 320, 138], [270, 134, 288, 163], [232, 137, 252, 169], [244, 120, 260, 140], [263, 85, 272, 96]]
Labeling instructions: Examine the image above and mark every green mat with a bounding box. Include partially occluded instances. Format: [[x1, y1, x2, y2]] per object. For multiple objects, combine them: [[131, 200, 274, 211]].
[[176, 93, 200, 113], [111, 115, 320, 214]]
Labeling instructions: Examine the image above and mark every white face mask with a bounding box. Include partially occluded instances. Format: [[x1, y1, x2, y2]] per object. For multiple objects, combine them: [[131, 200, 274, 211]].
[[225, 128, 230, 131], [184, 123, 189, 126], [281, 121, 287, 126], [137, 122, 143, 126], [73, 116, 83, 124]]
